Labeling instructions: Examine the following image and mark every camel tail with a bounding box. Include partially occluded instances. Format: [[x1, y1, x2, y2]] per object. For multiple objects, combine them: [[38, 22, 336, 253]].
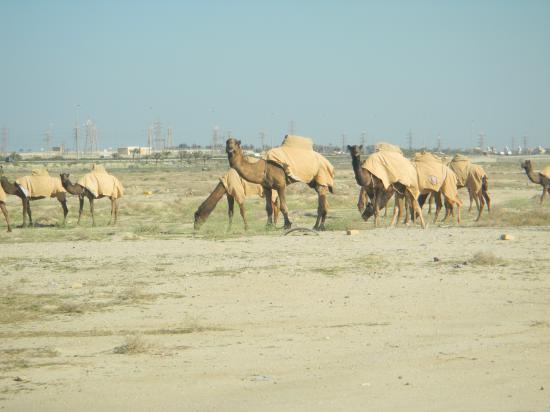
[[194, 182, 227, 229]]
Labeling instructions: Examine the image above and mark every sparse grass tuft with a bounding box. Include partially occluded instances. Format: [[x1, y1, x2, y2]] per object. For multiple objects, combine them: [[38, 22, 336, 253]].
[[113, 335, 149, 354], [470, 251, 507, 266]]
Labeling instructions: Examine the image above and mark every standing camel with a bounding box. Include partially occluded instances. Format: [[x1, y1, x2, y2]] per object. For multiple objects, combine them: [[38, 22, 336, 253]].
[[521, 160, 550, 204], [226, 138, 333, 230], [347, 145, 425, 228], [2, 168, 68, 227], [0, 168, 12, 232], [194, 168, 279, 230], [448, 155, 490, 221], [60, 171, 122, 226]]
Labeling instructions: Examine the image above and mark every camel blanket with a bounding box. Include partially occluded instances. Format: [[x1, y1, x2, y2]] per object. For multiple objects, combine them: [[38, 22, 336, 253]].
[[440, 167, 462, 205], [375, 142, 403, 154], [0, 185, 6, 203], [361, 151, 419, 197], [77, 164, 124, 199], [448, 154, 472, 187], [265, 135, 335, 188], [467, 164, 486, 194], [540, 166, 550, 179], [414, 152, 447, 192], [16, 169, 66, 198], [220, 167, 278, 205]]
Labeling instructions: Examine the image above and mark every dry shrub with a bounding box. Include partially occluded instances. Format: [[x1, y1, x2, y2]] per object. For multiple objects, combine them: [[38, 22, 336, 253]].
[[470, 251, 506, 266], [113, 335, 149, 354]]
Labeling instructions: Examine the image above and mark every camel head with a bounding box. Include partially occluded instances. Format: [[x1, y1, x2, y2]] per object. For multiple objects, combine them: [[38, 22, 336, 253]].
[[521, 159, 532, 170], [347, 145, 363, 159], [361, 202, 375, 221], [226, 138, 242, 160], [60, 173, 71, 184]]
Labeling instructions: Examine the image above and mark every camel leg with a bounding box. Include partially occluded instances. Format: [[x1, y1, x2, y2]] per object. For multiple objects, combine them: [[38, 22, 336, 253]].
[[433, 192, 443, 223], [277, 188, 291, 230], [540, 189, 547, 205], [475, 193, 485, 221], [21, 198, 28, 228], [58, 193, 68, 226], [227, 195, 235, 230], [357, 187, 367, 212], [78, 195, 84, 225], [1, 203, 11, 232], [264, 189, 274, 227], [313, 185, 329, 231], [390, 195, 403, 227], [26, 199, 33, 227], [408, 191, 426, 229], [272, 198, 280, 226], [108, 198, 115, 225], [482, 177, 491, 211], [427, 192, 433, 215], [237, 200, 248, 231], [468, 189, 474, 212], [89, 197, 95, 227]]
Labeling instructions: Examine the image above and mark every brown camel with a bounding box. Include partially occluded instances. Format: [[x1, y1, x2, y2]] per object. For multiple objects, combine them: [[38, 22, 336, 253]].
[[348, 145, 425, 228], [1, 168, 68, 227], [521, 159, 550, 204], [194, 171, 280, 230], [448, 155, 490, 221], [60, 173, 120, 226], [0, 168, 12, 232], [226, 138, 332, 230]]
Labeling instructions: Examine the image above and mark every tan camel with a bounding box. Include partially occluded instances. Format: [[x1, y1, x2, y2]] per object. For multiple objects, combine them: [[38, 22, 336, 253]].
[[521, 159, 550, 204], [194, 168, 280, 230], [448, 155, 490, 221], [0, 168, 12, 232], [60, 172, 122, 226], [226, 138, 333, 230], [347, 145, 425, 228], [1, 168, 68, 227]]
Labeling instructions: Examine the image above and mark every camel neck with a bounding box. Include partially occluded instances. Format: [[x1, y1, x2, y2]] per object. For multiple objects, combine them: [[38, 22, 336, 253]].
[[351, 156, 368, 187], [62, 179, 82, 195], [228, 153, 264, 185], [524, 165, 541, 184], [0, 176, 18, 195]]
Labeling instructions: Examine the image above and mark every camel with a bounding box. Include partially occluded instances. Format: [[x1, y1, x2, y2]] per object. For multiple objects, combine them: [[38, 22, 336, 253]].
[[521, 159, 550, 204], [194, 168, 280, 230], [1, 167, 68, 227], [448, 155, 490, 221], [60, 172, 121, 226], [347, 145, 425, 228], [226, 137, 333, 230], [0, 168, 12, 232]]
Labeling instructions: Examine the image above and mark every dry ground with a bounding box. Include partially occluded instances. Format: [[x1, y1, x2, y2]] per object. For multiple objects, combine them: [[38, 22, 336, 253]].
[[0, 155, 549, 411]]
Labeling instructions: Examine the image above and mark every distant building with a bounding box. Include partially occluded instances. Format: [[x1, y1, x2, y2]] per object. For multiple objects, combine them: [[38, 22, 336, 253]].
[[117, 146, 152, 156]]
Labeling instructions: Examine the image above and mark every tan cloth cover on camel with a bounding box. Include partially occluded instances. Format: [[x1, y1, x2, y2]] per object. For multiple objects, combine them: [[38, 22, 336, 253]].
[[540, 166, 550, 179], [414, 151, 461, 204], [16, 168, 66, 198], [466, 164, 486, 194], [440, 167, 462, 205], [265, 135, 335, 188], [219, 167, 278, 205], [375, 142, 403, 154], [77, 164, 124, 199], [361, 151, 419, 197], [0, 185, 6, 202], [448, 154, 472, 187]]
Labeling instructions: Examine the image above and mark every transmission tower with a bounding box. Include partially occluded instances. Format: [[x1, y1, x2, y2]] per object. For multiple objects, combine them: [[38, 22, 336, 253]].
[[0, 127, 8, 157], [478, 132, 486, 152], [341, 134, 346, 152], [74, 123, 80, 159], [85, 118, 98, 154], [523, 135, 528, 153], [43, 124, 53, 152], [360, 131, 367, 153], [259, 130, 266, 151], [212, 126, 219, 153], [512, 136, 516, 152], [166, 127, 174, 149], [153, 120, 164, 152], [407, 129, 413, 151], [147, 127, 153, 150], [437, 135, 442, 152], [289, 120, 295, 135]]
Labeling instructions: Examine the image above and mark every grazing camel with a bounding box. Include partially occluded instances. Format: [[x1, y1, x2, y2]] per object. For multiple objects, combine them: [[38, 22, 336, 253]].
[[0, 168, 12, 232], [226, 138, 333, 230], [521, 159, 550, 204], [347, 145, 425, 228], [194, 168, 280, 230], [60, 171, 122, 226], [1, 168, 68, 227]]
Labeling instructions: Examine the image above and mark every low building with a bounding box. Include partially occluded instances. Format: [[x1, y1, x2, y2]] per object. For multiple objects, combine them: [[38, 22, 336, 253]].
[[117, 146, 152, 156]]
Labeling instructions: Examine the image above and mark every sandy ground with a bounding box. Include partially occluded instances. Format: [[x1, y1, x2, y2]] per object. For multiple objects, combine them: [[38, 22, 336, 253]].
[[1, 224, 549, 411]]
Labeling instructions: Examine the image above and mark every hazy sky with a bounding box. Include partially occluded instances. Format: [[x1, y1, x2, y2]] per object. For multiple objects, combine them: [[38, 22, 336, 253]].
[[1, 0, 549, 151]]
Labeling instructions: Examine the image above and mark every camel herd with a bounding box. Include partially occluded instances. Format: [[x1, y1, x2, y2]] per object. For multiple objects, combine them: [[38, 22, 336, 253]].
[[0, 136, 549, 233]]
